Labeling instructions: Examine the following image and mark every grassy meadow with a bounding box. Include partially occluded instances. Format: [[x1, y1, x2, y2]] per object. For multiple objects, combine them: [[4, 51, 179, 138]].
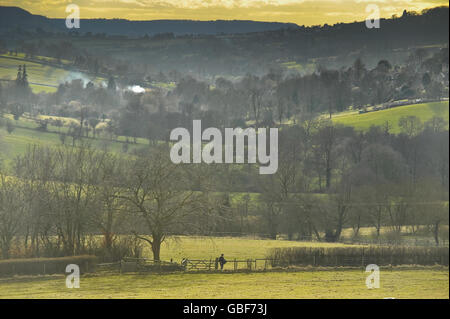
[[333, 101, 449, 133], [0, 236, 447, 299], [130, 231, 447, 264], [153, 236, 354, 262], [0, 125, 143, 167], [281, 61, 316, 74], [0, 114, 148, 166], [0, 268, 447, 299], [0, 53, 105, 93], [0, 54, 66, 93]]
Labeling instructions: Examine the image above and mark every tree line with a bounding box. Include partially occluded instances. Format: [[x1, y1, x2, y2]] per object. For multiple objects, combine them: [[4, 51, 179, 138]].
[[0, 112, 448, 261]]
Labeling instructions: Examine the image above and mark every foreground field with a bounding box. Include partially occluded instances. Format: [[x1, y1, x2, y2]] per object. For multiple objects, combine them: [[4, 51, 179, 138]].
[[333, 101, 449, 133], [0, 268, 447, 299]]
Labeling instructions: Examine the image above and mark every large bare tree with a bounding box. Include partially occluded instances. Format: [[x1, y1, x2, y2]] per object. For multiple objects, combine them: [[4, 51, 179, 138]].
[[120, 148, 201, 261]]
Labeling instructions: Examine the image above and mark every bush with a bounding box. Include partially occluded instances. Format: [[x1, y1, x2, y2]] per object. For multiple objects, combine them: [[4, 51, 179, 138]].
[[120, 259, 184, 273], [0, 255, 97, 277], [5, 119, 14, 134], [383, 230, 403, 245], [86, 235, 143, 263], [268, 246, 449, 267], [107, 236, 143, 262]]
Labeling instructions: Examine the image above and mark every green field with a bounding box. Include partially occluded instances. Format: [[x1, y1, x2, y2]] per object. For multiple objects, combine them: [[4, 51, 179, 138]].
[[0, 268, 447, 299], [0, 114, 149, 166], [127, 232, 448, 263], [0, 126, 141, 166], [153, 236, 353, 262], [333, 101, 449, 133], [0, 236, 447, 299], [0, 53, 104, 93], [281, 61, 316, 74]]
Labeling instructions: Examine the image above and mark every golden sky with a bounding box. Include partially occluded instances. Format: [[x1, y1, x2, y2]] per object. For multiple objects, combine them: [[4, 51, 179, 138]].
[[0, 0, 448, 25]]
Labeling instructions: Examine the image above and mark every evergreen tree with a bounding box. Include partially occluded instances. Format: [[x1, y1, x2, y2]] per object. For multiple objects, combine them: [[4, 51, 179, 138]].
[[22, 65, 28, 86], [16, 65, 22, 85]]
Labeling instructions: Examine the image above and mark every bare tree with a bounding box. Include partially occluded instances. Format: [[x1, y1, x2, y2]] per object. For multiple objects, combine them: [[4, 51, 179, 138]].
[[47, 144, 103, 255], [0, 174, 24, 258], [119, 147, 201, 261], [312, 120, 340, 190], [90, 152, 126, 253]]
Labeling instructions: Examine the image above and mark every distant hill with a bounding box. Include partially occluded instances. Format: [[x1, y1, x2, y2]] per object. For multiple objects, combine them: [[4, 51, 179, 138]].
[[0, 6, 448, 75], [0, 6, 55, 31], [0, 6, 299, 36]]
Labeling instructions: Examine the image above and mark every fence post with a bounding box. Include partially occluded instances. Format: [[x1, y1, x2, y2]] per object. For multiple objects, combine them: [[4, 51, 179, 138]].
[[234, 259, 237, 271], [215, 258, 219, 270], [361, 248, 365, 269]]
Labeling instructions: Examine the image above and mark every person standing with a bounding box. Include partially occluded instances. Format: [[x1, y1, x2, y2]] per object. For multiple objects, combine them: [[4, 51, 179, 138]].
[[218, 254, 227, 270]]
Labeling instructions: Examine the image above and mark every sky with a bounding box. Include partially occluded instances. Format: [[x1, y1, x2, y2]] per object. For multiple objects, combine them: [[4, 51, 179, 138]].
[[0, 0, 448, 25]]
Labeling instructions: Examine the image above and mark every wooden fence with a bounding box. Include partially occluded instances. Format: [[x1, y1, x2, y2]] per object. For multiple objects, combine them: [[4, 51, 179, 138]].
[[96, 257, 183, 273], [96, 257, 276, 273], [183, 258, 275, 271], [54, 251, 450, 276]]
